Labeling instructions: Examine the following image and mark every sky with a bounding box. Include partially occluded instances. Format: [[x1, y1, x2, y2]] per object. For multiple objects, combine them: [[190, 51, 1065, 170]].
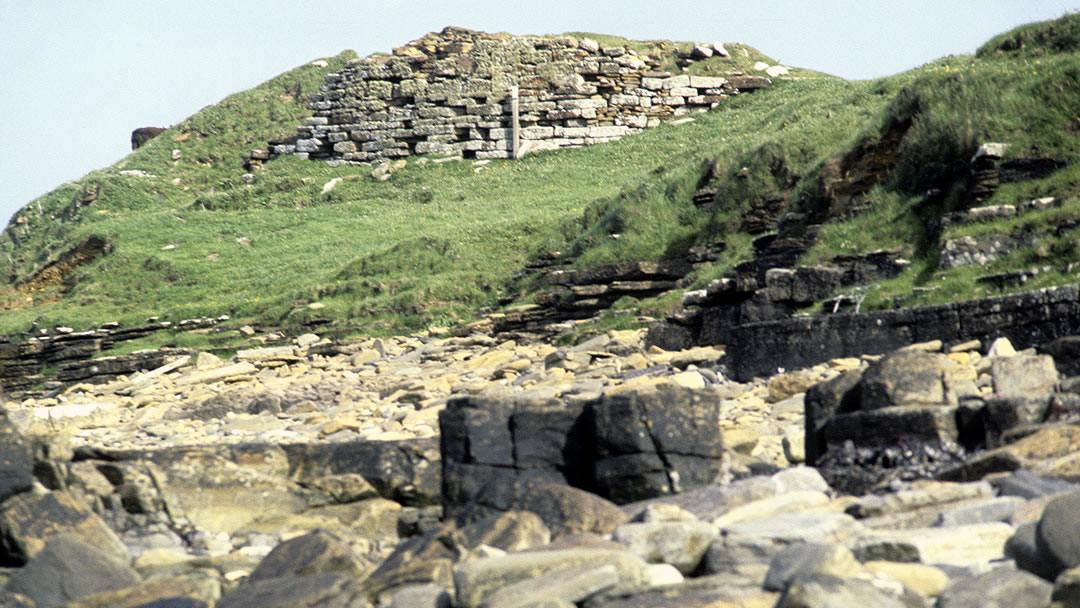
[[1, 1, 1078, 226]]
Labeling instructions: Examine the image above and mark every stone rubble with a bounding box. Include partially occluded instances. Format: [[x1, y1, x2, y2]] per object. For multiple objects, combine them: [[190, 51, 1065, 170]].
[[4, 328, 1080, 606]]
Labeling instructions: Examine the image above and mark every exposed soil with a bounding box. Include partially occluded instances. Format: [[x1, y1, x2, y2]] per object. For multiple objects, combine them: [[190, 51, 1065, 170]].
[[0, 235, 111, 310]]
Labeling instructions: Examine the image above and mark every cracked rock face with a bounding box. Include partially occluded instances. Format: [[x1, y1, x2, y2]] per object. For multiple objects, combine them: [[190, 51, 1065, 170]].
[[439, 383, 726, 513]]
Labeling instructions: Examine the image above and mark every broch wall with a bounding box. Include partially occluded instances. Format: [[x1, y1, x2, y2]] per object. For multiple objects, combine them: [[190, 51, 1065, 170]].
[[269, 27, 770, 165]]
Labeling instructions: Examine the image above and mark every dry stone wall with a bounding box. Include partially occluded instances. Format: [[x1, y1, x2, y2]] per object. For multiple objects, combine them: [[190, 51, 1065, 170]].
[[277, 27, 770, 164]]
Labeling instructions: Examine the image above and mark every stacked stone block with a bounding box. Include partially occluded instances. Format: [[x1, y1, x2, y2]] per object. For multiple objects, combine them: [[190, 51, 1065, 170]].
[[282, 27, 769, 164]]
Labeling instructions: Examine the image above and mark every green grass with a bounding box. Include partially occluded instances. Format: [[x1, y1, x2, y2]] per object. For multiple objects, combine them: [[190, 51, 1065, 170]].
[[4, 16, 1080, 342]]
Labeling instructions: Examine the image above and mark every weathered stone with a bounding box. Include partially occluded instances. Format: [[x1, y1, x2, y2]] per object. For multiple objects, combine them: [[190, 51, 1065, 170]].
[[856, 522, 1014, 567], [135, 447, 329, 536], [459, 510, 551, 554], [612, 521, 717, 575], [862, 561, 949, 598], [285, 438, 441, 506], [63, 576, 216, 608], [593, 385, 725, 503], [0, 412, 34, 503], [824, 404, 959, 447], [936, 496, 1026, 527], [0, 489, 128, 566], [1035, 489, 1080, 578], [249, 530, 366, 581], [860, 350, 950, 408], [936, 567, 1051, 608], [364, 524, 457, 597], [845, 481, 994, 520], [992, 354, 1058, 398], [720, 512, 863, 545], [1038, 336, 1080, 376], [763, 543, 863, 592], [482, 563, 620, 608], [216, 572, 369, 608], [775, 574, 907, 608], [4, 534, 140, 608], [453, 549, 650, 608], [388, 583, 452, 608], [804, 367, 863, 465], [514, 484, 626, 539]]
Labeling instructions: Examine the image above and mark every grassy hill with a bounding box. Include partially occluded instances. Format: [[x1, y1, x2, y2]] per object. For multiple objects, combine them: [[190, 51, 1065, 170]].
[[3, 16, 1080, 352]]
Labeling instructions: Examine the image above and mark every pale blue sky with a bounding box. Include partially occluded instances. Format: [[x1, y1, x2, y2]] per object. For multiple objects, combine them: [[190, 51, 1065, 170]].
[[1, 1, 1077, 225]]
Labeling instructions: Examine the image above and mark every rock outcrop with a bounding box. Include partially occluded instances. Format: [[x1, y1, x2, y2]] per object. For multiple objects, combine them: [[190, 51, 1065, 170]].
[[6, 323, 1080, 606]]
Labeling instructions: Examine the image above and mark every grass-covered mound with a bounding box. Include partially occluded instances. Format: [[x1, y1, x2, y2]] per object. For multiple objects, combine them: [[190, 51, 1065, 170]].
[[3, 15, 1080, 349]]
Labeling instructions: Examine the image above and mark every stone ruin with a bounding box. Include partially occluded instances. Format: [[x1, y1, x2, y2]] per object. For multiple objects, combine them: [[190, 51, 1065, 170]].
[[256, 26, 772, 166]]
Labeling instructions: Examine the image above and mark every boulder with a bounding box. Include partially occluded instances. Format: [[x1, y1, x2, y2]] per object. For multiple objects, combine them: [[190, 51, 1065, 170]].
[[4, 534, 140, 608], [862, 561, 949, 598], [936, 567, 1051, 608], [452, 549, 650, 608], [514, 484, 626, 539], [762, 543, 863, 592], [581, 574, 778, 608], [387, 584, 452, 608], [0, 412, 34, 503], [775, 574, 908, 608], [804, 367, 863, 465], [458, 510, 551, 554], [440, 386, 725, 513], [365, 512, 551, 600], [215, 572, 369, 608], [991, 353, 1058, 398], [1052, 565, 1080, 607], [1038, 336, 1080, 376], [364, 524, 458, 598], [480, 563, 621, 608], [935, 496, 1026, 527], [859, 350, 950, 408], [701, 532, 783, 580], [131, 126, 166, 150], [1006, 522, 1057, 581], [63, 576, 216, 608], [622, 467, 830, 524], [854, 522, 1014, 567], [592, 385, 725, 503], [719, 512, 863, 546], [612, 520, 717, 575], [0, 489, 128, 566], [248, 530, 366, 581], [284, 438, 441, 506], [1035, 489, 1080, 578]]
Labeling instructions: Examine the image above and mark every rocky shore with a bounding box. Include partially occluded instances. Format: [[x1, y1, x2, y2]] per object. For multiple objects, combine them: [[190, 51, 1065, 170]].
[[2, 326, 1080, 607]]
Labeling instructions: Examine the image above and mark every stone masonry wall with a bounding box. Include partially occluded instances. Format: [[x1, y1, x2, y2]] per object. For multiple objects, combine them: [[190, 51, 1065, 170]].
[[277, 27, 770, 164]]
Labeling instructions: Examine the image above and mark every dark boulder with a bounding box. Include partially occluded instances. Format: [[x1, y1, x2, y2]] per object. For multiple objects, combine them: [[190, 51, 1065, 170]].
[[592, 385, 725, 503], [803, 367, 863, 465], [131, 126, 166, 150], [439, 386, 726, 513], [1039, 336, 1080, 377]]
